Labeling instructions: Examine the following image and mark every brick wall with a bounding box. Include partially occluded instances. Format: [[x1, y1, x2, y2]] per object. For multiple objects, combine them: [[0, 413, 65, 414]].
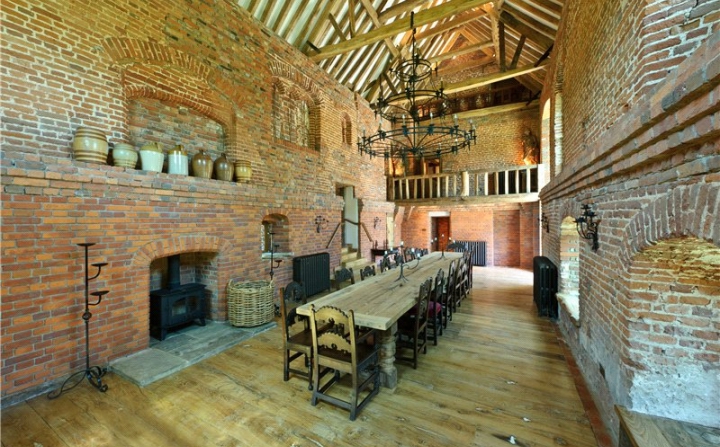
[[0, 0, 389, 402], [540, 0, 720, 437], [396, 201, 539, 269], [444, 108, 540, 173], [0, 0, 554, 405]]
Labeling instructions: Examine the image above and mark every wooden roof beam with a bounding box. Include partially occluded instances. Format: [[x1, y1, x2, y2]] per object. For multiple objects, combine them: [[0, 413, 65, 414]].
[[510, 34, 525, 69], [308, 0, 494, 62], [378, 0, 431, 22], [413, 9, 487, 42], [358, 0, 400, 57], [442, 60, 548, 94], [499, 10, 554, 48]]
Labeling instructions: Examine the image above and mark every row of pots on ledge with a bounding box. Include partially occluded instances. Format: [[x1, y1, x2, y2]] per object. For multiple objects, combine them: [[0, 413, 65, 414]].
[[72, 126, 252, 182]]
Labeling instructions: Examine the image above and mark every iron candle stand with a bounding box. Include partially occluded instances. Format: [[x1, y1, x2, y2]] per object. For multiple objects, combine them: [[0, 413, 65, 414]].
[[48, 242, 109, 399], [268, 233, 282, 280], [395, 254, 421, 283]]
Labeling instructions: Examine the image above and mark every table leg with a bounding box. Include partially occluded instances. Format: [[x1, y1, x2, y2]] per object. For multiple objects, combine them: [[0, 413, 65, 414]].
[[378, 323, 397, 388]]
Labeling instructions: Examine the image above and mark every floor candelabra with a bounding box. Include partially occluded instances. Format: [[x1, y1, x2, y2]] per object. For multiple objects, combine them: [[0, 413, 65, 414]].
[[48, 242, 109, 399]]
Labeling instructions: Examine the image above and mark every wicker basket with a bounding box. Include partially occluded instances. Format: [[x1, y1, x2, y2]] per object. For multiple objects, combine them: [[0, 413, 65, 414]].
[[227, 279, 274, 327]]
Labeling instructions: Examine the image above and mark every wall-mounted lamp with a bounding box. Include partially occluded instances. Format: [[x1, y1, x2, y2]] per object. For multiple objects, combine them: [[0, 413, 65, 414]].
[[575, 204, 600, 251], [315, 215, 328, 233], [373, 217, 381, 229], [540, 213, 549, 233]]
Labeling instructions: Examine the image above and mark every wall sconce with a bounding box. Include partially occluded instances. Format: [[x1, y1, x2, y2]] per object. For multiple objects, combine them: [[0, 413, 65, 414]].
[[575, 204, 600, 251], [540, 213, 549, 233], [373, 217, 381, 229], [315, 215, 328, 233]]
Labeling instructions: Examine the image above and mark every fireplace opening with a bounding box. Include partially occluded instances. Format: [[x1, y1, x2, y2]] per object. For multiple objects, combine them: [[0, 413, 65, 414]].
[[150, 254, 207, 340]]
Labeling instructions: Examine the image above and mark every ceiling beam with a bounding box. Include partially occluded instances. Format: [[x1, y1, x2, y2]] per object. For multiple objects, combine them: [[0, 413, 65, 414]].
[[358, 0, 400, 57], [300, 1, 339, 53], [308, 0, 494, 62], [328, 13, 348, 41], [348, 0, 357, 37], [260, 0, 275, 23], [503, 2, 556, 36], [499, 20, 506, 71], [378, 0, 431, 23], [441, 60, 548, 94], [510, 34, 525, 69], [428, 42, 493, 63], [413, 9, 487, 42], [499, 10, 554, 48]]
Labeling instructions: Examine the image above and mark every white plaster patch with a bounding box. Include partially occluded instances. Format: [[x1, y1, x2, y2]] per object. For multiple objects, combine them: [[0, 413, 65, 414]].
[[630, 364, 720, 428]]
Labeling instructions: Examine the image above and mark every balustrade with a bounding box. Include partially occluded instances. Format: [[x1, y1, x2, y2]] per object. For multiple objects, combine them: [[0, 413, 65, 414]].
[[389, 165, 541, 201]]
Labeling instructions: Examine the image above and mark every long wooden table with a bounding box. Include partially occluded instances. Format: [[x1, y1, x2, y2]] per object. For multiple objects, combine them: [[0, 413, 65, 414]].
[[296, 251, 462, 388]]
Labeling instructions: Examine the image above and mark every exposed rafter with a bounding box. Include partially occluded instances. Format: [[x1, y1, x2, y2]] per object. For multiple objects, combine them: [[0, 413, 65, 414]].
[[307, 0, 494, 62], [442, 60, 549, 94], [238, 0, 563, 102]]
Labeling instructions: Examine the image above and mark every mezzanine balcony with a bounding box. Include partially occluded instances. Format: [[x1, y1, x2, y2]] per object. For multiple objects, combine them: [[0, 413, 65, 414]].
[[389, 165, 542, 204]]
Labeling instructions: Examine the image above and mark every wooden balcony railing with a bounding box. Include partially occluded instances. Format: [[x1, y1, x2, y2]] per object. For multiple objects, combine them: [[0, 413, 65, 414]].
[[389, 165, 540, 201]]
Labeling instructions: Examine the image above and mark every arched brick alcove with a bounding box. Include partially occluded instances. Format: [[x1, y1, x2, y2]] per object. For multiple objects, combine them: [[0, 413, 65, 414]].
[[614, 185, 720, 426], [131, 235, 235, 326]]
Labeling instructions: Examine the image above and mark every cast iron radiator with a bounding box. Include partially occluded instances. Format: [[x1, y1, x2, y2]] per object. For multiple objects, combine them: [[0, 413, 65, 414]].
[[293, 252, 331, 298], [455, 240, 487, 266], [533, 256, 558, 318]]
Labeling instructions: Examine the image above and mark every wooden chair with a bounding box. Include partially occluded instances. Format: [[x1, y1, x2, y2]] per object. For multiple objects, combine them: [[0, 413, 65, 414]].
[[379, 255, 393, 272], [359, 265, 376, 281], [461, 250, 472, 297], [404, 247, 416, 262], [429, 268, 447, 338], [446, 259, 459, 316], [454, 256, 468, 308], [279, 281, 314, 389], [309, 305, 380, 421], [334, 267, 355, 290], [446, 241, 466, 252], [396, 278, 432, 369]]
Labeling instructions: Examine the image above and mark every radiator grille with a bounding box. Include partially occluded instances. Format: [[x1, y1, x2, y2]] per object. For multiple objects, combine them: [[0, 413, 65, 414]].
[[293, 253, 331, 298], [533, 256, 558, 318], [455, 240, 486, 266]]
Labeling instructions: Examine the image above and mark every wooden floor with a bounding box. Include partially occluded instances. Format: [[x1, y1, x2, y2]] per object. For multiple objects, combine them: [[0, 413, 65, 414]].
[[2, 267, 600, 447]]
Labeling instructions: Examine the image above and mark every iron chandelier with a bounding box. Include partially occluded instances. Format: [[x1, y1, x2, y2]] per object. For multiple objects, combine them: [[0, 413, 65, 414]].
[[357, 13, 477, 163]]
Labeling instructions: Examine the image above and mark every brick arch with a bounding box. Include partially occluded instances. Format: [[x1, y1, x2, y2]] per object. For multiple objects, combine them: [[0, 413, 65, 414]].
[[130, 235, 236, 321], [104, 37, 243, 158], [124, 84, 230, 132], [268, 57, 325, 104], [103, 37, 212, 82], [131, 235, 234, 268], [271, 76, 322, 150], [618, 184, 720, 273]]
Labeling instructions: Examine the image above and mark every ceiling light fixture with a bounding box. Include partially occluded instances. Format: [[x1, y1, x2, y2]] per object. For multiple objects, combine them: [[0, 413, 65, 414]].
[[357, 12, 476, 166]]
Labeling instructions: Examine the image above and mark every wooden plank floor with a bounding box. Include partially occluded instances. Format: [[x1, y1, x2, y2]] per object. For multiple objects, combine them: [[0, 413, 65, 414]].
[[1, 267, 599, 447]]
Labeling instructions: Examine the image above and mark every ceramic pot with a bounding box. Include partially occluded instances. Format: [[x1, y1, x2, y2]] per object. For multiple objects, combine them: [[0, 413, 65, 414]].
[[111, 142, 138, 168], [234, 160, 252, 182], [72, 127, 108, 165], [214, 153, 233, 181], [139, 142, 164, 172], [192, 149, 213, 178], [168, 145, 189, 175]]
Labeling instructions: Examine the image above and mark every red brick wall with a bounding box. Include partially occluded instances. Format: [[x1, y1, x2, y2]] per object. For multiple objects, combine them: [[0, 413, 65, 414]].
[[397, 201, 539, 268], [0, 0, 543, 404], [0, 0, 389, 401], [540, 0, 720, 437], [444, 108, 540, 172]]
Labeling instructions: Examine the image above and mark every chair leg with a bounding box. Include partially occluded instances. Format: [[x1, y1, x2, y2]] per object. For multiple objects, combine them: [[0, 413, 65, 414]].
[[305, 353, 313, 390], [283, 349, 290, 382], [350, 375, 359, 421]]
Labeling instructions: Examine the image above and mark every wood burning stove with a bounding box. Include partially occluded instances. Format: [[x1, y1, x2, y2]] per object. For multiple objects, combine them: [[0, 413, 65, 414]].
[[150, 255, 206, 340]]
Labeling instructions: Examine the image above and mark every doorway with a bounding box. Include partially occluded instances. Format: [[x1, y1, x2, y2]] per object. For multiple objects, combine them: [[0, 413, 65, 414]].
[[430, 212, 451, 252]]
